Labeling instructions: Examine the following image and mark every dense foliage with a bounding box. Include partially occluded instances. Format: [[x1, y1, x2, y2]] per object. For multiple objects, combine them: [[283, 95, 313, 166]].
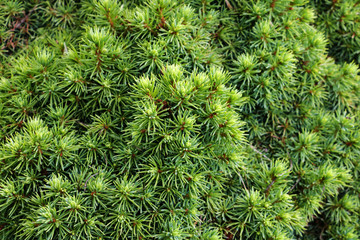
[[0, 0, 359, 239]]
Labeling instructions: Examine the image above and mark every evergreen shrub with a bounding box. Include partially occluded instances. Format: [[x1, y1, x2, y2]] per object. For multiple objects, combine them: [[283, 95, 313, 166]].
[[0, 0, 359, 239]]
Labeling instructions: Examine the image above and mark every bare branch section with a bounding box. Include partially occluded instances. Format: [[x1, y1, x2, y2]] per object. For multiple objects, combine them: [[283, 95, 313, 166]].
[[249, 144, 271, 161]]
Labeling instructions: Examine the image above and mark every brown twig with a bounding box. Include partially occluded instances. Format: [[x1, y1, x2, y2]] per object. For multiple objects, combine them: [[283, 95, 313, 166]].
[[225, 0, 233, 10], [83, 173, 99, 192], [290, 176, 301, 192], [265, 177, 277, 197], [265, 159, 293, 197], [249, 144, 271, 161]]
